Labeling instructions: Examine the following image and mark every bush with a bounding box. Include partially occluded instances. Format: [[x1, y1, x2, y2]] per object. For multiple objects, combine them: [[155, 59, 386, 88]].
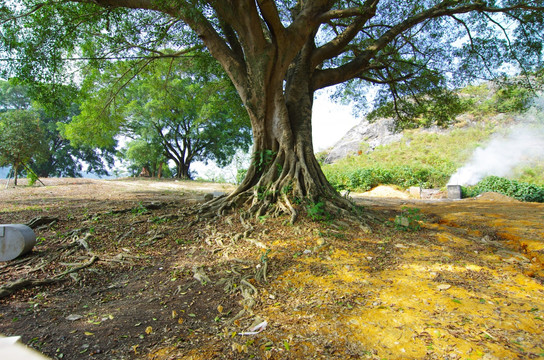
[[324, 165, 450, 192], [463, 176, 544, 203]]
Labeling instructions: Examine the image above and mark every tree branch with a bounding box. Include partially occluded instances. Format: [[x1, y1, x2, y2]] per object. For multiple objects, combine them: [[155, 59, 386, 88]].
[[257, 0, 286, 44], [311, 1, 377, 68], [0, 2, 47, 25], [312, 1, 544, 91], [317, 0, 381, 22]]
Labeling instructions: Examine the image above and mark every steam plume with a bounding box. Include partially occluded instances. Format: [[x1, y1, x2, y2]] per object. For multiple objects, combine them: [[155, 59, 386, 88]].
[[448, 97, 544, 186]]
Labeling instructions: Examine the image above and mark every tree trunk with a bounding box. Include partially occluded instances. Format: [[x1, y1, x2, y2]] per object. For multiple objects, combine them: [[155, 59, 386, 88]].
[[202, 52, 352, 222], [176, 162, 190, 179], [195, 17, 355, 222], [13, 163, 18, 186]]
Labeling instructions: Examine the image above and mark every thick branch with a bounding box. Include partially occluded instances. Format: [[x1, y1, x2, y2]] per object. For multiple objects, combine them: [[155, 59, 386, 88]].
[[317, 0, 380, 22], [219, 20, 245, 62], [311, 2, 377, 68], [257, 0, 286, 44], [285, 0, 332, 55], [213, 1, 269, 56], [312, 1, 544, 90]]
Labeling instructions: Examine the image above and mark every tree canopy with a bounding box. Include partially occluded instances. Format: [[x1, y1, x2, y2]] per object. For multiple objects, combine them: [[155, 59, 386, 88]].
[[60, 53, 252, 178], [2, 1, 544, 220], [0, 109, 45, 185], [0, 80, 114, 178]]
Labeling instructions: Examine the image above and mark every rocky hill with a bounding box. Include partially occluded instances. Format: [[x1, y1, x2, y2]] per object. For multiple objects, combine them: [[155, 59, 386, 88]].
[[323, 117, 402, 164]]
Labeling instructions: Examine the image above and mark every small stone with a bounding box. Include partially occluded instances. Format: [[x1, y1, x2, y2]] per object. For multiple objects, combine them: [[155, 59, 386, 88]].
[[66, 314, 83, 321], [437, 284, 452, 291]]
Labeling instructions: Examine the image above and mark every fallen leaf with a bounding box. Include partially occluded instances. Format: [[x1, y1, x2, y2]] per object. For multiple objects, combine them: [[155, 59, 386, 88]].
[[217, 305, 224, 314], [178, 318, 184, 324], [172, 310, 178, 319], [66, 314, 83, 321], [145, 326, 153, 334], [84, 332, 94, 336]]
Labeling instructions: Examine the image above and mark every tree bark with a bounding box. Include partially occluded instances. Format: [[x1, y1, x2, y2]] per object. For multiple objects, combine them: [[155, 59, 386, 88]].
[[14, 163, 19, 186], [202, 49, 352, 222], [176, 161, 190, 179]]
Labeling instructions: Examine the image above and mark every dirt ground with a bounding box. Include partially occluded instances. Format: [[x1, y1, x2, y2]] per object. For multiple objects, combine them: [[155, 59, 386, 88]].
[[0, 178, 543, 360]]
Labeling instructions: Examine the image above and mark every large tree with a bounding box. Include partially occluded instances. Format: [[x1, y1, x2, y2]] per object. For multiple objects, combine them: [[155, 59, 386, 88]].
[[63, 55, 252, 179], [0, 80, 114, 177], [0, 109, 46, 185], [2, 1, 544, 221]]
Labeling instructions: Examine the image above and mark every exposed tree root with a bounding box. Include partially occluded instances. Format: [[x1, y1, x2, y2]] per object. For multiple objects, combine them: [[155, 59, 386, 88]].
[[26, 216, 59, 229], [0, 231, 101, 299], [0, 255, 98, 299], [198, 185, 368, 231], [194, 145, 372, 228], [223, 278, 258, 326]]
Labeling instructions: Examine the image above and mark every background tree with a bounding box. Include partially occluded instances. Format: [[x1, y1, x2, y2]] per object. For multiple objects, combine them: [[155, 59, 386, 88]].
[[0, 80, 114, 177], [2, 1, 544, 220], [0, 109, 46, 185], [118, 138, 171, 178], [61, 54, 252, 179]]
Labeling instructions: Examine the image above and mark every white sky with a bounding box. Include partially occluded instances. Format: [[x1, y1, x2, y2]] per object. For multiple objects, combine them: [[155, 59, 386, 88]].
[[312, 93, 360, 152]]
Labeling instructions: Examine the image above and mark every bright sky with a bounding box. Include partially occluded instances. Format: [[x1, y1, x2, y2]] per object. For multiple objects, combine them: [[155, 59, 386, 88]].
[[312, 92, 360, 152]]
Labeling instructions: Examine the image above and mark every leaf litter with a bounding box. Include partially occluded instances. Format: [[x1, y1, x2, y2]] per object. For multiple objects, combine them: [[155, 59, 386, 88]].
[[0, 178, 543, 359]]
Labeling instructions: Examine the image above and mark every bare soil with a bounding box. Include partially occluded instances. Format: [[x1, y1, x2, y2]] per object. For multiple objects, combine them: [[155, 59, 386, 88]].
[[1, 178, 543, 360]]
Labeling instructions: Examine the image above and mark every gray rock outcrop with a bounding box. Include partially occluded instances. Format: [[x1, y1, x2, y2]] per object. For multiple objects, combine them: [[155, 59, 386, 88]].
[[324, 117, 403, 164]]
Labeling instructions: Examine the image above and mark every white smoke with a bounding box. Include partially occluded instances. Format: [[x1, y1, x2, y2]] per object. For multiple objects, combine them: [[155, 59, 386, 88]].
[[448, 97, 544, 186]]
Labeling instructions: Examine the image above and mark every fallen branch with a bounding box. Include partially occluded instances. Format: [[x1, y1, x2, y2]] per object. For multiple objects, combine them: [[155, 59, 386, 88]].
[[0, 256, 98, 300]]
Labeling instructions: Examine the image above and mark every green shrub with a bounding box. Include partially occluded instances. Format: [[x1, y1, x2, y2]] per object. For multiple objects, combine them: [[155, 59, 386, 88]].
[[463, 176, 544, 203], [324, 165, 450, 192]]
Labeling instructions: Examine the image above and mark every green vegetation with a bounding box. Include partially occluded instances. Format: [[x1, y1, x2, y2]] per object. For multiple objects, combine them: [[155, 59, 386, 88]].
[[0, 80, 114, 179], [0, 109, 46, 185], [459, 81, 536, 118], [463, 176, 544, 203], [63, 53, 251, 179], [391, 207, 424, 231], [322, 124, 497, 192], [322, 76, 544, 194]]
